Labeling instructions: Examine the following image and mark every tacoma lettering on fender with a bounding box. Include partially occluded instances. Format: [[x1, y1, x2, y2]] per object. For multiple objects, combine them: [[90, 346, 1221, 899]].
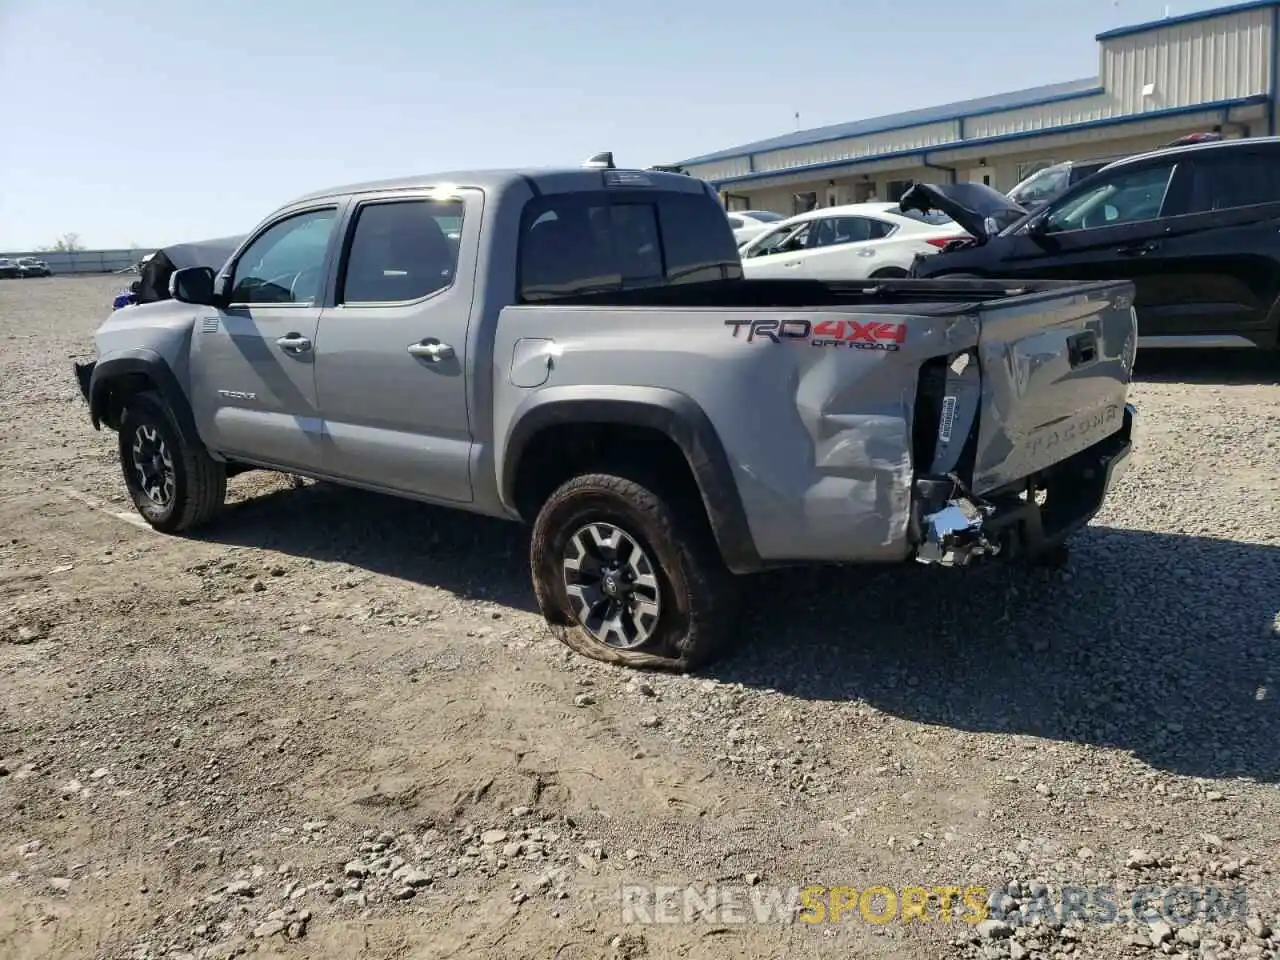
[[72, 159, 1137, 672]]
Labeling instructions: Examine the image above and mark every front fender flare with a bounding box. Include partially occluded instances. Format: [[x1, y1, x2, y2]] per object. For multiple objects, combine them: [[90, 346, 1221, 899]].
[[89, 348, 201, 448], [501, 385, 762, 574]]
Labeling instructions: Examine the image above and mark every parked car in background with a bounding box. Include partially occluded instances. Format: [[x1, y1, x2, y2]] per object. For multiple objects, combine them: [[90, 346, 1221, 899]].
[[1006, 159, 1111, 212], [16, 257, 52, 278], [903, 135, 1280, 350], [738, 202, 966, 280], [728, 210, 785, 246], [0, 258, 21, 279]]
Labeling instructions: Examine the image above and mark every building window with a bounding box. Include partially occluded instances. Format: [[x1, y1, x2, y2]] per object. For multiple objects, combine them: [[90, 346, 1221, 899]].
[[792, 192, 818, 215], [723, 192, 751, 212]]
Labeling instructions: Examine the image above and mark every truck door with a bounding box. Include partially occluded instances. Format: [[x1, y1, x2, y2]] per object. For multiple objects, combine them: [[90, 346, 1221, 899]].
[[188, 205, 340, 473], [312, 189, 479, 503]]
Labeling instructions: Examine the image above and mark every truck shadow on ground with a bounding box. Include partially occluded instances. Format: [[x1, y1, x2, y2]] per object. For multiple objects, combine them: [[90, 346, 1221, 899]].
[[1133, 349, 1278, 385], [201, 481, 1278, 785], [713, 526, 1280, 785], [197, 482, 539, 613]]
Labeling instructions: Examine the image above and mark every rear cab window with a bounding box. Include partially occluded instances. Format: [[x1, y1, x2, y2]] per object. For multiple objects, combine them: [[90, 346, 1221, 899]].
[[517, 190, 742, 301]]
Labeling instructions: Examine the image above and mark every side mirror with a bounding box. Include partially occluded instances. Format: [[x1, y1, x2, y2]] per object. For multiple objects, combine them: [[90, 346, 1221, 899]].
[[171, 266, 218, 306]]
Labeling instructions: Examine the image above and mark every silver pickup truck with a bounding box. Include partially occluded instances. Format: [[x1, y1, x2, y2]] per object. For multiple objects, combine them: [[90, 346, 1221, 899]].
[[73, 163, 1137, 671]]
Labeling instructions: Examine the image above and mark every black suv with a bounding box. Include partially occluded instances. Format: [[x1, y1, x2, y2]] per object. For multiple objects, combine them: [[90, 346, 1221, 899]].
[[903, 136, 1280, 351]]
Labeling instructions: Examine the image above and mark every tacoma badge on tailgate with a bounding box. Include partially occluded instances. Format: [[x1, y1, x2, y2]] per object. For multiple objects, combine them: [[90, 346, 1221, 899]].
[[1022, 404, 1120, 461]]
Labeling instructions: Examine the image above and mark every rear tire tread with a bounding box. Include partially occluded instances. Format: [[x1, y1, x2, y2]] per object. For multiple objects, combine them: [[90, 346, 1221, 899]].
[[530, 470, 740, 673]]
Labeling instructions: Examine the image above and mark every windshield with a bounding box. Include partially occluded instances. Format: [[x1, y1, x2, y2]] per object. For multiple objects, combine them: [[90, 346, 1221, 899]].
[[1008, 164, 1071, 207], [743, 210, 784, 222], [743, 221, 809, 257]]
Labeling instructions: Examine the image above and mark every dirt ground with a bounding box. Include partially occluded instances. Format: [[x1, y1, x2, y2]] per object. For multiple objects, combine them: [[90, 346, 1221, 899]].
[[0, 275, 1277, 960]]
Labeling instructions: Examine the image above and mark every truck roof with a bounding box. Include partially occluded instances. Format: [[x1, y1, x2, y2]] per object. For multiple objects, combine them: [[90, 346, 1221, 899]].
[[288, 167, 709, 205]]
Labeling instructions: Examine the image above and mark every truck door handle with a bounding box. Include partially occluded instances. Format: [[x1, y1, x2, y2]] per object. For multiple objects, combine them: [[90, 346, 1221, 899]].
[[782, 261, 803, 268], [407, 339, 454, 362], [276, 333, 312, 354], [1116, 241, 1159, 257]]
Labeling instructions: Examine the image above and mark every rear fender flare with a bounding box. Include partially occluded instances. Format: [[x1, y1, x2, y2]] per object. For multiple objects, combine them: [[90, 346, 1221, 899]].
[[89, 348, 201, 448], [502, 386, 762, 574]]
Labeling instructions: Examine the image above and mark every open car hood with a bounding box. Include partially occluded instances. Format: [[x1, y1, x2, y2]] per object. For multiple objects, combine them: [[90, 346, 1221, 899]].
[[135, 234, 244, 304], [898, 182, 1028, 242]]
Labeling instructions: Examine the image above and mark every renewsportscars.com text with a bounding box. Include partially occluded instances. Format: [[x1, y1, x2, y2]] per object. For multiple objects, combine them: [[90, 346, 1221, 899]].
[[618, 883, 1250, 927]]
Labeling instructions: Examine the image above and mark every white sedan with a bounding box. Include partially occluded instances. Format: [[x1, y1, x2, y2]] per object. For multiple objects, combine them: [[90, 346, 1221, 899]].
[[738, 202, 967, 280], [727, 210, 786, 246]]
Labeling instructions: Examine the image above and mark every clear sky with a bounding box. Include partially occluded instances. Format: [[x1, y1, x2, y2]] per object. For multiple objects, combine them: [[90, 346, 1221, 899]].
[[0, 0, 1221, 250]]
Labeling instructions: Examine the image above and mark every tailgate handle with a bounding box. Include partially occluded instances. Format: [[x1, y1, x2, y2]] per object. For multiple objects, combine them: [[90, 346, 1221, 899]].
[[1067, 330, 1098, 368]]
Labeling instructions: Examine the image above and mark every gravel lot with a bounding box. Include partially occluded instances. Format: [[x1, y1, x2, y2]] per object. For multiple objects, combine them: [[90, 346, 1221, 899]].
[[1, 275, 1277, 960]]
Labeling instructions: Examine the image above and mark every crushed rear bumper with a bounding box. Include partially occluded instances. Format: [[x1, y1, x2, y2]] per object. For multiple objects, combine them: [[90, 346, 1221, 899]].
[[915, 402, 1136, 566]]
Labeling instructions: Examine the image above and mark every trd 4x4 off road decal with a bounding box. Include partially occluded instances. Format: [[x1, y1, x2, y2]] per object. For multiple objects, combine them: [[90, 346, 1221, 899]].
[[725, 318, 907, 351]]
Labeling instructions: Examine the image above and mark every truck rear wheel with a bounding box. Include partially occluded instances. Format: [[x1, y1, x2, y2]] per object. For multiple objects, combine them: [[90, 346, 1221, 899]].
[[118, 392, 226, 534], [530, 471, 740, 672]]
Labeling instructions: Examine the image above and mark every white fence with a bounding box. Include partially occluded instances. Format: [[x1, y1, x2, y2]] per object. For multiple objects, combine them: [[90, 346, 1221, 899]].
[[1, 249, 149, 275]]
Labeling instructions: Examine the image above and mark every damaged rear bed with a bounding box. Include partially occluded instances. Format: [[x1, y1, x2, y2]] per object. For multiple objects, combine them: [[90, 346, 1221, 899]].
[[532, 276, 1138, 568]]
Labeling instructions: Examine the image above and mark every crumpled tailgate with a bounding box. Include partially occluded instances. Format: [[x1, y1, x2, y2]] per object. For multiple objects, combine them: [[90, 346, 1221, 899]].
[[970, 281, 1137, 494]]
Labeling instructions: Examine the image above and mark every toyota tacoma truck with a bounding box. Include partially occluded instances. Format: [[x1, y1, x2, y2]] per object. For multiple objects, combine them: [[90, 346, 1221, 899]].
[[72, 160, 1138, 672]]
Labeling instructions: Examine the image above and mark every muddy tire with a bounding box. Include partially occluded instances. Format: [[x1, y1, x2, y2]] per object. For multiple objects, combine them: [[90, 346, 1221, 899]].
[[530, 471, 740, 672], [118, 392, 226, 534]]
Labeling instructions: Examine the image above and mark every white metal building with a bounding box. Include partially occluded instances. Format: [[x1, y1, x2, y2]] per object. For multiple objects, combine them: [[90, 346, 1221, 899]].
[[677, 0, 1280, 214]]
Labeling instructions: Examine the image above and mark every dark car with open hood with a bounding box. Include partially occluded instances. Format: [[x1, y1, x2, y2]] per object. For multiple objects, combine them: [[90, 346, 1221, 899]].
[[903, 136, 1280, 351], [112, 236, 245, 311]]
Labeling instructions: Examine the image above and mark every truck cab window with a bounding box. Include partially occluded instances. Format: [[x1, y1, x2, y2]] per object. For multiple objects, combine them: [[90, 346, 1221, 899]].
[[518, 191, 740, 300], [340, 199, 465, 304], [229, 208, 337, 305]]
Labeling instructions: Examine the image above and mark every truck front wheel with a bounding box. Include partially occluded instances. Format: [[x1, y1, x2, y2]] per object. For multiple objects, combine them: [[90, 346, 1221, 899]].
[[530, 472, 740, 672], [118, 392, 226, 534]]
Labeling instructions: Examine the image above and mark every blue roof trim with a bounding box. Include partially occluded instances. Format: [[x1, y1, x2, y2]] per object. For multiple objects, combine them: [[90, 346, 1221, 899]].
[[705, 95, 1269, 187], [679, 78, 1103, 166], [1096, 0, 1280, 41]]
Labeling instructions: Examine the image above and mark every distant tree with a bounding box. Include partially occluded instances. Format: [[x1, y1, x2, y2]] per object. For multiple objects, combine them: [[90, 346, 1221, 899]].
[[38, 233, 86, 252]]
